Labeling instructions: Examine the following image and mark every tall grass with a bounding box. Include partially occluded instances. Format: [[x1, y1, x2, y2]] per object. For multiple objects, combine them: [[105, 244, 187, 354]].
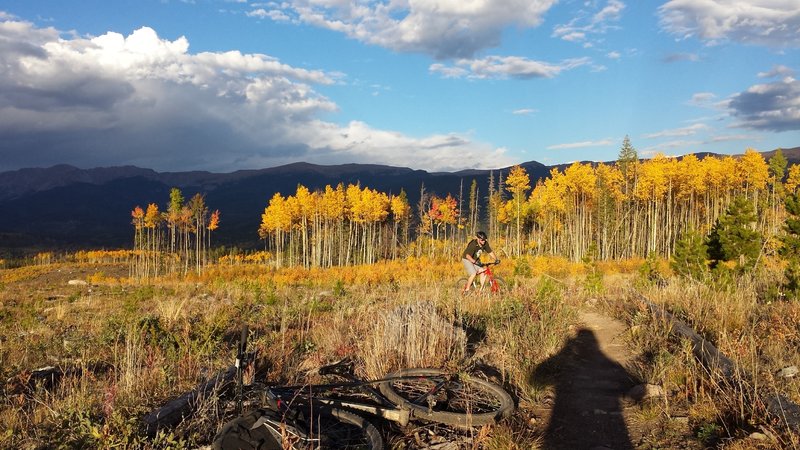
[[620, 266, 800, 449]]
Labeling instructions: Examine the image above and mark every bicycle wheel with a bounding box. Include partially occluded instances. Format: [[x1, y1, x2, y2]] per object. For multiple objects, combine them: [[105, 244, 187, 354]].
[[213, 409, 283, 450], [212, 407, 384, 450], [378, 368, 514, 428], [311, 407, 384, 450], [489, 276, 506, 293]]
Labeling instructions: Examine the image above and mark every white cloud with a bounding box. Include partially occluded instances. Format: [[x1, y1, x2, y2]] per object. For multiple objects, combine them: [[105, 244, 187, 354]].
[[709, 133, 760, 142], [658, 0, 800, 47], [643, 123, 711, 139], [552, 0, 625, 46], [0, 17, 514, 172], [640, 140, 702, 156], [430, 56, 591, 80], [688, 92, 717, 107], [512, 108, 537, 115], [606, 51, 621, 60], [546, 139, 614, 150], [728, 75, 800, 132], [247, 8, 291, 21], [250, 0, 558, 59], [428, 63, 468, 79], [758, 65, 796, 78]]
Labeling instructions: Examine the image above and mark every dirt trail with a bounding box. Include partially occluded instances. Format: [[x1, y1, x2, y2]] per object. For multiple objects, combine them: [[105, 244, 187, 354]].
[[532, 309, 641, 450]]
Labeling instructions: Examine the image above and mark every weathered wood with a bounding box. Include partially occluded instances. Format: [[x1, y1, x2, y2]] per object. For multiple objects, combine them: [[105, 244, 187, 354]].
[[636, 293, 800, 432], [142, 365, 237, 436]]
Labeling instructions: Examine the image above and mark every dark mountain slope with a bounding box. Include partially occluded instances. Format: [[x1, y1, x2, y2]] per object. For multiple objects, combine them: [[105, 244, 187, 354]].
[[0, 147, 795, 251]]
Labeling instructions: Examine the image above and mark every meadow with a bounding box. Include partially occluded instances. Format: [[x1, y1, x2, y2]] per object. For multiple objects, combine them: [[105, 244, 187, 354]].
[[1, 254, 798, 449]]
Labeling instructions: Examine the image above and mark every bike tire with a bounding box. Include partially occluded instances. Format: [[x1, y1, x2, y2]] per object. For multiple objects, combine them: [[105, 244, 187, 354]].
[[212, 407, 384, 450], [490, 276, 506, 293], [213, 409, 283, 450], [378, 368, 514, 428], [456, 278, 471, 291], [313, 407, 384, 450]]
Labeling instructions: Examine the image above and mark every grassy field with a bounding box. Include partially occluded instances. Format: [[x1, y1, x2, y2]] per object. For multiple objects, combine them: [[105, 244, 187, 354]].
[[0, 256, 798, 448]]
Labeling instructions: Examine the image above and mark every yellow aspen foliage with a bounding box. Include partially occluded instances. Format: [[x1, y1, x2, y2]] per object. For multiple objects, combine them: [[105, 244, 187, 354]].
[[673, 154, 706, 201], [363, 188, 389, 223], [322, 184, 346, 221], [144, 203, 161, 229], [390, 192, 410, 221], [505, 165, 531, 199], [719, 156, 741, 192], [787, 164, 800, 193], [635, 154, 670, 201], [208, 210, 220, 231], [437, 194, 458, 225], [564, 162, 597, 202], [346, 184, 366, 223], [294, 185, 315, 216], [260, 193, 289, 238], [738, 148, 769, 191], [131, 206, 145, 229], [595, 163, 625, 203], [535, 168, 568, 215], [498, 200, 513, 224]]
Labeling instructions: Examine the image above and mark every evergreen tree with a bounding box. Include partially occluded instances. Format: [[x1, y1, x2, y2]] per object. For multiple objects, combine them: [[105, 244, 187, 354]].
[[671, 229, 708, 280], [769, 148, 788, 182], [706, 196, 761, 271], [780, 191, 800, 299], [617, 135, 638, 187]]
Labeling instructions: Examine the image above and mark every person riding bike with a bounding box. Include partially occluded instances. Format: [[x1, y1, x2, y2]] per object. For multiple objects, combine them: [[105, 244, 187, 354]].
[[461, 231, 499, 293]]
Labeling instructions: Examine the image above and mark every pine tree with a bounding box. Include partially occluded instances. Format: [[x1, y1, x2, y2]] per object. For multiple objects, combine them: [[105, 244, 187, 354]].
[[671, 230, 708, 280], [780, 191, 800, 299], [706, 196, 761, 271]]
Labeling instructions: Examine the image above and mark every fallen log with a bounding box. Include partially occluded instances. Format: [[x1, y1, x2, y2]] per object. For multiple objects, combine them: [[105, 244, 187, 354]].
[[142, 365, 237, 437], [636, 292, 800, 432]]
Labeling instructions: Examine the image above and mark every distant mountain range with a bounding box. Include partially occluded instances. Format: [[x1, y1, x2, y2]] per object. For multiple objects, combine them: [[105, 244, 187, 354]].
[[1, 147, 798, 253]]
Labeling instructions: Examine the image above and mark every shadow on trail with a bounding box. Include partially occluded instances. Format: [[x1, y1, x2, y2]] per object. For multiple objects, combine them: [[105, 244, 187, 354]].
[[531, 328, 637, 450]]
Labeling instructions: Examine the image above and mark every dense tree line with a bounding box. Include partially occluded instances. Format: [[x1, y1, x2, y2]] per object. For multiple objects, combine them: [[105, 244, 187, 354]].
[[131, 140, 797, 273]]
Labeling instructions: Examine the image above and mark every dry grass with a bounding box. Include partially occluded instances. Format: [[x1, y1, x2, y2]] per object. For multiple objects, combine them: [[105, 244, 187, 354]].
[[606, 262, 800, 449], [5, 255, 797, 448]]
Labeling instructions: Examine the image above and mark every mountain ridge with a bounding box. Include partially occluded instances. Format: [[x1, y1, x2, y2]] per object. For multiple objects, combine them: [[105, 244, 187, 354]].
[[1, 146, 797, 252]]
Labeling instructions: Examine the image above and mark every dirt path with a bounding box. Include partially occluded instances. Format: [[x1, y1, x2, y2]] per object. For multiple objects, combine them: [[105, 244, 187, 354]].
[[531, 309, 641, 450]]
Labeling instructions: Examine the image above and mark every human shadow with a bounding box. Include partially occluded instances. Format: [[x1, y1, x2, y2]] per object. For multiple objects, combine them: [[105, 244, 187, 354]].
[[530, 328, 637, 450]]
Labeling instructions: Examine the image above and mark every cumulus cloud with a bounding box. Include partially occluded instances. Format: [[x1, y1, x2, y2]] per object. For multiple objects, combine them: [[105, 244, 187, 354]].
[[247, 8, 291, 21], [552, 0, 625, 47], [430, 56, 591, 79], [658, 0, 800, 47], [546, 139, 614, 150], [758, 65, 795, 78], [0, 17, 513, 172], [250, 0, 558, 59], [728, 75, 800, 132]]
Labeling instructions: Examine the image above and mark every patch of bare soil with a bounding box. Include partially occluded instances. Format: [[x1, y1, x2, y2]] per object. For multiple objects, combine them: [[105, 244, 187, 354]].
[[529, 310, 699, 450]]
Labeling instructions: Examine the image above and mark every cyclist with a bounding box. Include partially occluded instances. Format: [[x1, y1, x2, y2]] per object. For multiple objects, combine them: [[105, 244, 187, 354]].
[[461, 231, 499, 293]]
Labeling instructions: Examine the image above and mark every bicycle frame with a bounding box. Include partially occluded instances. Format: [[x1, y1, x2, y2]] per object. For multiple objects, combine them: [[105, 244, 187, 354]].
[[474, 261, 501, 293], [267, 385, 411, 426]]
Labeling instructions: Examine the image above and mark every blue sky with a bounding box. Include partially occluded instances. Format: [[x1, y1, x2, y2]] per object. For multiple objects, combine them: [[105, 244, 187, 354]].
[[0, 1, 798, 173]]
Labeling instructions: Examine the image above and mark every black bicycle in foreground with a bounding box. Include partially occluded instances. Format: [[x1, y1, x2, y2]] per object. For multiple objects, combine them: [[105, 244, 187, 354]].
[[212, 326, 515, 449]]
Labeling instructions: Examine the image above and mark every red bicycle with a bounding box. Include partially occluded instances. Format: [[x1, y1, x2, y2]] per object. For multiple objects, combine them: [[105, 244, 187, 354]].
[[457, 260, 505, 294]]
